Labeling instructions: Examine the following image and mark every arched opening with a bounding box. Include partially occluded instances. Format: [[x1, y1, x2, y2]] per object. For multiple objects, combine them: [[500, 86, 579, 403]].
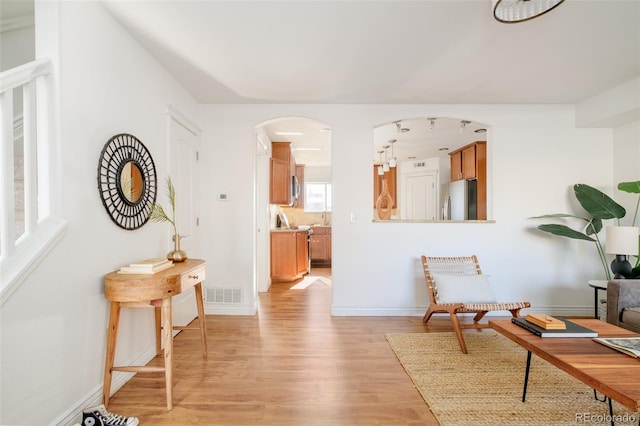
[[373, 117, 490, 221], [254, 116, 333, 302]]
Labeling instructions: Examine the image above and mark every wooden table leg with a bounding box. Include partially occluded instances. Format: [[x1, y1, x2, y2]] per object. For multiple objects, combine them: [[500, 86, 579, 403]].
[[102, 301, 121, 408], [194, 282, 207, 359], [154, 306, 162, 356], [161, 297, 173, 410]]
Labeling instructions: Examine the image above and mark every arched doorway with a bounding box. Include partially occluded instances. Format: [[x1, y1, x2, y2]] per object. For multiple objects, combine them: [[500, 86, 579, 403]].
[[254, 116, 332, 298]]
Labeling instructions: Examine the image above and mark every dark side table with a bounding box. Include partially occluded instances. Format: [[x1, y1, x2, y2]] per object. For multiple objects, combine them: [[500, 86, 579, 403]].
[[588, 280, 608, 319]]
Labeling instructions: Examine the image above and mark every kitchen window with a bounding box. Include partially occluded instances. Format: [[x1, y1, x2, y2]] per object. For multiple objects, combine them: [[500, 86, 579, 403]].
[[304, 183, 332, 213]]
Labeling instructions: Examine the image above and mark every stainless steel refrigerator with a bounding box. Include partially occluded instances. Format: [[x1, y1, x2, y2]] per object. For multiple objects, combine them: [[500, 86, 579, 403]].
[[444, 179, 477, 220]]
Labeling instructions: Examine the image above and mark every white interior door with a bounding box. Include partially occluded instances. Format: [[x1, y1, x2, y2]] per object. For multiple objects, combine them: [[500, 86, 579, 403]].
[[403, 172, 437, 220], [166, 106, 200, 326]]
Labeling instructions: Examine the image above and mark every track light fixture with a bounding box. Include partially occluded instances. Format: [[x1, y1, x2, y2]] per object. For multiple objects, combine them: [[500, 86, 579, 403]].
[[394, 120, 410, 133]]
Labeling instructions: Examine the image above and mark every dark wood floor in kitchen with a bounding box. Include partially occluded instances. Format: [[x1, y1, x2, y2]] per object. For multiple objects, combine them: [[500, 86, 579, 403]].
[[106, 268, 457, 425]]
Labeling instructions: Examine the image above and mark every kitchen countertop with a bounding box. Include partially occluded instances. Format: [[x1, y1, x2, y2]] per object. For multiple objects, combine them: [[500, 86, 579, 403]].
[[271, 228, 310, 233]]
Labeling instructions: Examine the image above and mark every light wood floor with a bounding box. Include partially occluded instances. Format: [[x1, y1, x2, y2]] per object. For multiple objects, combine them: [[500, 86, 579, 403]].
[[105, 268, 469, 425]]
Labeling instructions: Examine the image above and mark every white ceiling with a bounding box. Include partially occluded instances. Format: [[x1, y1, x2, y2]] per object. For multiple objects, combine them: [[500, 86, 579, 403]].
[[99, 0, 639, 166]]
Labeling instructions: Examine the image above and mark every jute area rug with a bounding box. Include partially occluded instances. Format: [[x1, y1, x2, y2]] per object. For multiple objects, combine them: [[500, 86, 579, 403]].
[[386, 332, 638, 426]]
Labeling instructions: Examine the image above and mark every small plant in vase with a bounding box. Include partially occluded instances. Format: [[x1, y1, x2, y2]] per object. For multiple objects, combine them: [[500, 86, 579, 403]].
[[149, 177, 187, 262]]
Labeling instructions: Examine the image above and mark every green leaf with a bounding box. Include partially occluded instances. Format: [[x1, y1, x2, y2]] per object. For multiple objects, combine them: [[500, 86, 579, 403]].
[[618, 181, 640, 194], [584, 218, 602, 236], [574, 184, 625, 220], [537, 224, 595, 242]]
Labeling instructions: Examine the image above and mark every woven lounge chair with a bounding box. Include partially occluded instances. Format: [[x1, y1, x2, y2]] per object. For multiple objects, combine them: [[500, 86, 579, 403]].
[[422, 255, 531, 353]]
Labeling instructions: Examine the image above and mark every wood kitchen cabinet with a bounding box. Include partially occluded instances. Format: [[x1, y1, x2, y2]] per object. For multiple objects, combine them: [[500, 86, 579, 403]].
[[270, 158, 289, 205], [270, 142, 296, 206], [310, 226, 331, 267], [449, 141, 487, 220], [450, 141, 485, 181], [295, 231, 308, 276], [271, 230, 309, 282]]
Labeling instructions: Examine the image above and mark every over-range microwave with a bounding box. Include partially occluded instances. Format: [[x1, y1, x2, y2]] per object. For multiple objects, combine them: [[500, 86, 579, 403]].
[[291, 175, 300, 205]]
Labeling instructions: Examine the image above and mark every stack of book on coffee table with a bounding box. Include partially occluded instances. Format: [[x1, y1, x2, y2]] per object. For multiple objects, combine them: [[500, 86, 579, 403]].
[[512, 314, 598, 338], [118, 258, 174, 274]]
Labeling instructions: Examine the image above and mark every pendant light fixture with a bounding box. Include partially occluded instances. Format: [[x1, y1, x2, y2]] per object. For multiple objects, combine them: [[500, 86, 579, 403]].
[[388, 139, 397, 168], [382, 145, 390, 172], [377, 150, 385, 175], [459, 120, 471, 133], [427, 117, 437, 131], [493, 0, 566, 24]]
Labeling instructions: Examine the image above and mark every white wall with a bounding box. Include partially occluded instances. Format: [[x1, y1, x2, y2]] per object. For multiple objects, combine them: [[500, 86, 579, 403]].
[[613, 119, 640, 225], [197, 104, 624, 319], [0, 2, 199, 425]]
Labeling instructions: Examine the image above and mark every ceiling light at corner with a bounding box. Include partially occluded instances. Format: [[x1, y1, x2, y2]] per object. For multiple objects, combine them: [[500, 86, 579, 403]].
[[275, 131, 303, 136], [459, 120, 471, 133], [493, 0, 566, 24]]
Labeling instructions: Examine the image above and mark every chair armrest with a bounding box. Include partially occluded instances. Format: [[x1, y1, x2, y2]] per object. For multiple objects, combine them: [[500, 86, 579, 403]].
[[607, 280, 640, 326]]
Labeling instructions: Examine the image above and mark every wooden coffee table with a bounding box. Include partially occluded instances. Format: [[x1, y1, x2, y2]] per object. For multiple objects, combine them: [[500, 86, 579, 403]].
[[489, 319, 640, 420]]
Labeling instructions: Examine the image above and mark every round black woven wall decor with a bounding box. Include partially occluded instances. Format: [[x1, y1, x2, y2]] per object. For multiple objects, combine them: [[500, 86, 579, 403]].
[[97, 133, 157, 230]]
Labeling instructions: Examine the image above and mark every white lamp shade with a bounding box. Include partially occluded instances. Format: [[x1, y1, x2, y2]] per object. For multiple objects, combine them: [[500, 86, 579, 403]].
[[606, 226, 639, 255]]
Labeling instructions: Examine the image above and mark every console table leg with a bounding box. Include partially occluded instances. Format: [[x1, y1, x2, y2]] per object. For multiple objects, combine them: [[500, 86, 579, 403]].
[[102, 302, 121, 408], [161, 297, 173, 410], [154, 307, 162, 356], [522, 350, 532, 402], [194, 282, 207, 359]]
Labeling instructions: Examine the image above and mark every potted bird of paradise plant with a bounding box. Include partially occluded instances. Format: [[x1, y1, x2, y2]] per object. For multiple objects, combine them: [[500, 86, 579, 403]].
[[531, 183, 626, 280]]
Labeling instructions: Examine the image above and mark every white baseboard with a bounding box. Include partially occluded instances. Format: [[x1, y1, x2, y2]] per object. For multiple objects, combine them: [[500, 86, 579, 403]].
[[330, 305, 595, 318], [52, 346, 157, 426]]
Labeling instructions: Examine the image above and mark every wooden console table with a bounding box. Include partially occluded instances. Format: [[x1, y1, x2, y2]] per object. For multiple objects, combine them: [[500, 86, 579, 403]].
[[102, 258, 207, 410]]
